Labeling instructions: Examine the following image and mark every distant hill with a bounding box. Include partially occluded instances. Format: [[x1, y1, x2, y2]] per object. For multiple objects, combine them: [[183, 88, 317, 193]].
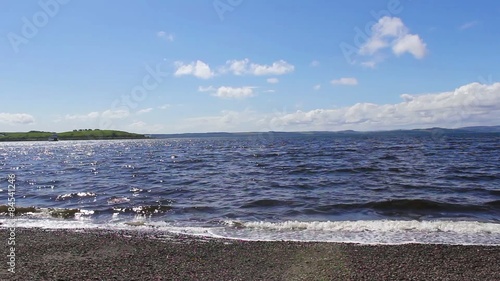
[[0, 130, 147, 142], [457, 125, 500, 133], [150, 125, 500, 139]]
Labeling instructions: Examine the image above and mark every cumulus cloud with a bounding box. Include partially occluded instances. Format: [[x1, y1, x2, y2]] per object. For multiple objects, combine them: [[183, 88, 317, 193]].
[[0, 113, 35, 124], [392, 34, 427, 59], [252, 60, 294, 75], [331, 77, 358, 86], [174, 60, 214, 79], [222, 59, 294, 76], [270, 82, 500, 131], [359, 16, 427, 65], [199, 86, 255, 99], [267, 78, 279, 84], [223, 58, 250, 75], [313, 84, 321, 90]]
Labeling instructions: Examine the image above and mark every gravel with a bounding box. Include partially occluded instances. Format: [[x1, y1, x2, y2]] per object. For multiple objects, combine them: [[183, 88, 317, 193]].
[[1, 228, 499, 280]]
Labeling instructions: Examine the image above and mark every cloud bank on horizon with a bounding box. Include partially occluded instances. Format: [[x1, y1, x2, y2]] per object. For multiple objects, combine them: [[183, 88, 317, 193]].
[[172, 82, 500, 133], [1, 1, 499, 133], [3, 82, 498, 133]]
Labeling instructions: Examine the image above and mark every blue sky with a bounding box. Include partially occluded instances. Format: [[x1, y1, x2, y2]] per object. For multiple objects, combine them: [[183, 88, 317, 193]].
[[1, 0, 499, 133]]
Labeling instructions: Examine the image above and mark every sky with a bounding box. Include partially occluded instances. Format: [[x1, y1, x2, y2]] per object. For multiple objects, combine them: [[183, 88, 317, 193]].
[[1, 0, 499, 133]]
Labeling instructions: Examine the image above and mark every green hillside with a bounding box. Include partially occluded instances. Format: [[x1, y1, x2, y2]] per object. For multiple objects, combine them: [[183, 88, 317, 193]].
[[0, 130, 147, 142]]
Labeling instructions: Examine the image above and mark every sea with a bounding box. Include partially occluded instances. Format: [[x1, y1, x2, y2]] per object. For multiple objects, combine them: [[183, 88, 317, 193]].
[[1, 131, 500, 245]]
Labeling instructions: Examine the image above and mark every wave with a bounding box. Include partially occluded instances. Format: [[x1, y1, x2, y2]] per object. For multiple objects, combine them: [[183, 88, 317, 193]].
[[250, 152, 282, 158], [489, 190, 500, 196], [331, 167, 381, 173], [1, 216, 499, 245], [226, 220, 500, 234], [112, 205, 172, 215], [242, 199, 296, 208], [312, 199, 498, 214], [215, 219, 500, 245], [56, 192, 97, 201], [0, 204, 172, 218], [486, 200, 500, 207], [0, 205, 89, 219]]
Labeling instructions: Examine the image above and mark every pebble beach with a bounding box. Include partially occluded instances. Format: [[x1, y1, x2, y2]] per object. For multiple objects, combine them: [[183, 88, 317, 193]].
[[1, 228, 499, 280]]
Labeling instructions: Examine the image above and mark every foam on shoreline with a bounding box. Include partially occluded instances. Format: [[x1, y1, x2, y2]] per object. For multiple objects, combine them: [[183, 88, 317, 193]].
[[2, 217, 499, 245]]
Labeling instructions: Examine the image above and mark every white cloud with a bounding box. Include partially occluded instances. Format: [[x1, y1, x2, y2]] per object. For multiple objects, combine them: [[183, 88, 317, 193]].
[[222, 59, 294, 76], [0, 113, 35, 124], [331, 77, 358, 86], [270, 82, 500, 131], [136, 108, 153, 115], [251, 60, 295, 75], [392, 34, 427, 59], [359, 16, 427, 65], [157, 31, 174, 42], [313, 84, 321, 90], [199, 86, 255, 99], [65, 112, 99, 121], [101, 109, 130, 119], [174, 60, 214, 79], [216, 87, 254, 99], [223, 58, 250, 75], [199, 85, 256, 99], [267, 78, 279, 84]]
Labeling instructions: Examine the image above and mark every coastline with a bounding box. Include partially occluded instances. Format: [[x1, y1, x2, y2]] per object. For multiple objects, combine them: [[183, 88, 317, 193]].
[[0, 130, 147, 142], [1, 228, 499, 280]]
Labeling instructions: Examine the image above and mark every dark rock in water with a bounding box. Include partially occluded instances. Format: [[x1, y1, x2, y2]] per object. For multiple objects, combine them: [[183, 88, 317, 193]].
[[49, 208, 80, 219]]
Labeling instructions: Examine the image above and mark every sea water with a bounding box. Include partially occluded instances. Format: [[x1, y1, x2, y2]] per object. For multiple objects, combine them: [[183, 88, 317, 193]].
[[1, 132, 499, 245]]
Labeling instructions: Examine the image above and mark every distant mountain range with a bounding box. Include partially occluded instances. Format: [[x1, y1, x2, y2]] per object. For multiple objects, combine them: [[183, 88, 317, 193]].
[[450, 125, 500, 133], [151, 125, 500, 139]]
